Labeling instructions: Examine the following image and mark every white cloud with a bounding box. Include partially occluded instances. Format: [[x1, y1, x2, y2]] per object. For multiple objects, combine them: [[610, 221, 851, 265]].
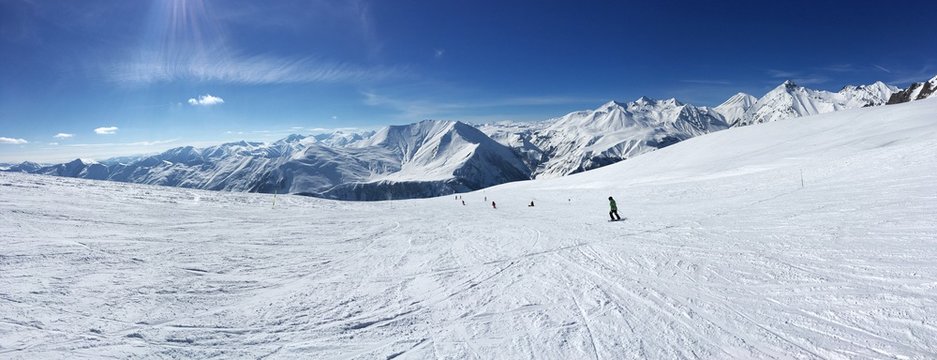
[[49, 142, 59, 146], [434, 49, 445, 59], [112, 53, 404, 85], [765, 70, 828, 85], [0, 137, 28, 144], [106, 0, 399, 86], [94, 126, 119, 135], [824, 64, 857, 73], [65, 139, 180, 147], [53, 133, 74, 139], [767, 69, 800, 78], [187, 94, 225, 106], [874, 64, 892, 73], [307, 127, 360, 134]]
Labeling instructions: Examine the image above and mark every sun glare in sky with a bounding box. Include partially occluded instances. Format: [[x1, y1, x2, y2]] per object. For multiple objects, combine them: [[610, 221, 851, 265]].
[[1, 0, 935, 163]]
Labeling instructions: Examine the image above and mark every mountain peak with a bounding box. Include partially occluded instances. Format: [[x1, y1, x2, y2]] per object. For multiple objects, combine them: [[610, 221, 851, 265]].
[[220, 140, 264, 148], [722, 92, 756, 103], [68, 158, 98, 165], [279, 134, 307, 143], [599, 100, 627, 110], [886, 74, 937, 104], [839, 81, 899, 94], [662, 97, 683, 107], [765, 80, 800, 96], [714, 93, 758, 126], [633, 96, 654, 104]]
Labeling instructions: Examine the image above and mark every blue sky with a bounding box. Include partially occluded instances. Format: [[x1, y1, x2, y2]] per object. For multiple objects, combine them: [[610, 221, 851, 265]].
[[2, 0, 936, 162]]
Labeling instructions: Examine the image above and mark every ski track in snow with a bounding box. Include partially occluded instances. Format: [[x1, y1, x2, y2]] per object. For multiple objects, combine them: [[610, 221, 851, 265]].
[[2, 101, 937, 359]]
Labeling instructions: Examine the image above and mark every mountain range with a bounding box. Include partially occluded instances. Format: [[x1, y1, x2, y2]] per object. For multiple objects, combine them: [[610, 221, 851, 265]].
[[478, 97, 728, 178], [6, 76, 935, 200], [717, 80, 898, 126]]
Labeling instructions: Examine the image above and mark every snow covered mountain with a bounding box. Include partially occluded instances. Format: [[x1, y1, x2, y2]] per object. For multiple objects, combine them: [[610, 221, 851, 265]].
[[31, 158, 109, 180], [481, 97, 728, 178], [6, 78, 922, 199], [311, 130, 376, 147], [7, 121, 528, 201], [733, 80, 898, 127], [4, 161, 43, 173], [887, 75, 937, 104], [319, 120, 530, 200], [13, 96, 730, 197], [713, 92, 757, 126]]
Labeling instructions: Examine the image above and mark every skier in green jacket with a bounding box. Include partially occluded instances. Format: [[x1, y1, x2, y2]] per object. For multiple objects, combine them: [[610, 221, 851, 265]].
[[608, 196, 621, 221]]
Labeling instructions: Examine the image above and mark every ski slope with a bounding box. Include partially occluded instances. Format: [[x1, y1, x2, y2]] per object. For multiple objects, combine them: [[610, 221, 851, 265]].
[[1, 100, 936, 359]]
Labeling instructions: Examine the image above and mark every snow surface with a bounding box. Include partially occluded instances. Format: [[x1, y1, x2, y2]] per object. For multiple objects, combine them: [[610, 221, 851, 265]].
[[2, 99, 937, 358]]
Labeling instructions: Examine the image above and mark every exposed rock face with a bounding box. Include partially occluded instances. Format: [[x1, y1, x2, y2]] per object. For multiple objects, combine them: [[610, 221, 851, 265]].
[[887, 75, 937, 104]]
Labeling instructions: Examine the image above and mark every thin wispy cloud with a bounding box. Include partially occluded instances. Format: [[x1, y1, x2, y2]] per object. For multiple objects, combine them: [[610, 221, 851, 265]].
[[823, 64, 857, 72], [53, 133, 74, 139], [0, 137, 28, 145], [766, 69, 828, 85], [107, 0, 398, 86], [223, 127, 364, 138], [767, 69, 798, 78], [94, 126, 119, 135], [789, 77, 830, 85], [188, 94, 224, 106], [308, 127, 360, 133], [66, 139, 178, 147], [111, 53, 404, 85], [15, 138, 196, 163], [362, 91, 597, 120], [434, 49, 445, 59], [874, 64, 892, 73]]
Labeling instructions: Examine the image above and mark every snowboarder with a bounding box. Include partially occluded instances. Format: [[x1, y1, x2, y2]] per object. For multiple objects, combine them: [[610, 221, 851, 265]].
[[608, 196, 621, 221], [491, 201, 497, 209]]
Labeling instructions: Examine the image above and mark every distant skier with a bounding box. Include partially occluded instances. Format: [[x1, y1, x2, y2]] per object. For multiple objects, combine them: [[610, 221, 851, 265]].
[[608, 196, 621, 221], [528, 201, 535, 207], [462, 200, 466, 206], [492, 201, 497, 209]]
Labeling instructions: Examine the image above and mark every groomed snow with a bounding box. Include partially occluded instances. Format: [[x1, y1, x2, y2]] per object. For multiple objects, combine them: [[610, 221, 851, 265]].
[[1, 100, 936, 358]]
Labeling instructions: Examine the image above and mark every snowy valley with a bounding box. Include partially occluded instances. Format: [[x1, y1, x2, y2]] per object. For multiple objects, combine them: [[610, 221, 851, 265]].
[[1, 96, 936, 358]]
